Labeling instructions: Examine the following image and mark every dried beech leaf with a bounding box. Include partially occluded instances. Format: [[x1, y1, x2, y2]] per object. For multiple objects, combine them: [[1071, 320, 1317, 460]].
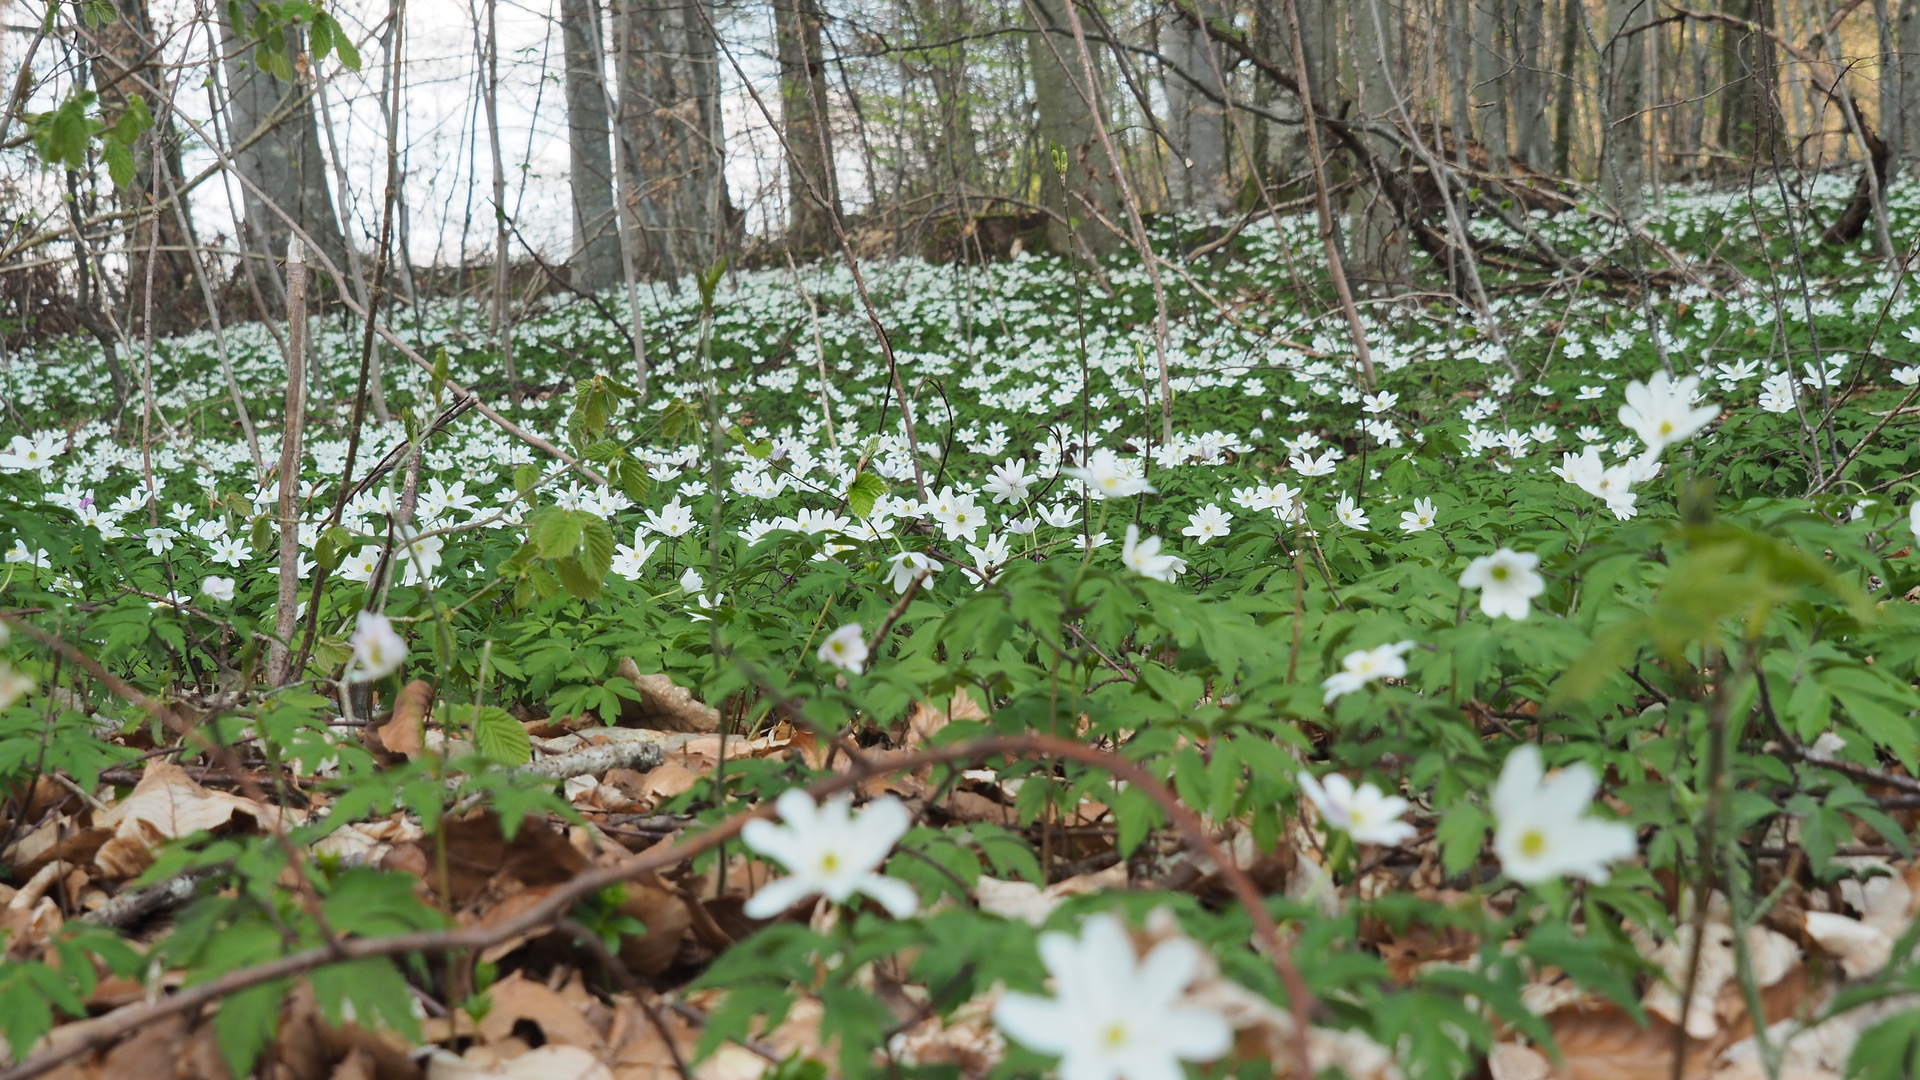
[[477, 972, 607, 1052]]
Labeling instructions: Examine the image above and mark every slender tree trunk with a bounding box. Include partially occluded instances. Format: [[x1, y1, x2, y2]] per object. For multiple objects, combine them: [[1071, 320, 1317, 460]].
[[477, 0, 514, 392], [1027, 0, 1117, 256], [775, 0, 841, 254], [1602, 0, 1646, 219], [1877, 0, 1900, 174], [1163, 9, 1231, 213], [221, 5, 347, 272], [1899, 0, 1920, 168], [561, 0, 620, 291], [268, 238, 308, 688]]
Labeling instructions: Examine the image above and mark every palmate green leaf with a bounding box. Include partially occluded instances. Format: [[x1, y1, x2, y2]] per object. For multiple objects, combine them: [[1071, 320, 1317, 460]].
[[311, 958, 419, 1043], [529, 506, 583, 560], [1849, 1008, 1920, 1080], [0, 962, 78, 1061], [846, 470, 885, 518], [470, 704, 532, 766]]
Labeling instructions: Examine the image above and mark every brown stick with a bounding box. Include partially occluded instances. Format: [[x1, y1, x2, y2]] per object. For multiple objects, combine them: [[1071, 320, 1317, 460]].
[[266, 239, 308, 687], [0, 735, 1317, 1080]]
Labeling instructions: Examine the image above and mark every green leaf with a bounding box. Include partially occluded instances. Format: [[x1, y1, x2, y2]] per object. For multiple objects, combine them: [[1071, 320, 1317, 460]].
[[847, 471, 886, 519], [332, 22, 361, 69], [530, 507, 584, 560], [1436, 801, 1487, 877], [471, 705, 531, 766], [578, 517, 614, 583], [214, 978, 288, 1079], [102, 139, 134, 189], [616, 457, 652, 504]]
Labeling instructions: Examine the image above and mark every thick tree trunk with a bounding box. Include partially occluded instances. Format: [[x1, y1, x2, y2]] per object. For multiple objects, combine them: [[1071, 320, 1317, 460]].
[[1601, 0, 1645, 219], [1448, 0, 1474, 168], [1347, 0, 1405, 286], [94, 0, 196, 336], [775, 0, 840, 255], [1163, 12, 1231, 213], [221, 5, 347, 274], [1472, 0, 1509, 171], [1027, 0, 1118, 256], [561, 0, 620, 292], [1552, 0, 1580, 174], [618, 0, 729, 280], [1509, 0, 1549, 170]]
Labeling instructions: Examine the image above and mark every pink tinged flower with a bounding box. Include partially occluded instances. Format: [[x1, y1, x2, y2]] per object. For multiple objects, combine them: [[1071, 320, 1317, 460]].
[[740, 789, 917, 918], [992, 914, 1232, 1080], [1297, 770, 1416, 846], [1491, 745, 1638, 884], [348, 610, 407, 683], [1458, 548, 1544, 620]]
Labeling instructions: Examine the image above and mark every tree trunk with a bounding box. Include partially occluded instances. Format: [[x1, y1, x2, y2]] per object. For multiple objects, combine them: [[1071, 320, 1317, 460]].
[[561, 0, 620, 291], [1449, 0, 1474, 168], [919, 0, 977, 189], [775, 0, 840, 255], [1163, 11, 1231, 213], [1877, 0, 1899, 174], [1601, 0, 1645, 219], [1347, 0, 1405, 286], [1718, 0, 1782, 167], [221, 4, 348, 277], [1552, 0, 1580, 174], [1508, 0, 1549, 170], [1027, 0, 1117, 256], [93, 0, 196, 337], [1472, 0, 1509, 171], [618, 0, 729, 281], [1900, 0, 1920, 167]]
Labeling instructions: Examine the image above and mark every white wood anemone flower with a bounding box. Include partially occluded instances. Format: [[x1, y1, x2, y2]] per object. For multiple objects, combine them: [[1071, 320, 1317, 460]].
[[740, 789, 918, 918], [1297, 771, 1416, 846], [1321, 640, 1416, 704], [818, 623, 869, 674], [1458, 548, 1544, 620], [348, 611, 408, 683], [992, 913, 1233, 1080], [1491, 745, 1638, 884], [1617, 371, 1719, 458]]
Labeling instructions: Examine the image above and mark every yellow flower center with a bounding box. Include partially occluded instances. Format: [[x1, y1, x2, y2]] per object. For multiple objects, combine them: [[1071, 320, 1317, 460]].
[[819, 852, 841, 873], [1659, 420, 1675, 436], [1103, 1023, 1128, 1048], [1519, 829, 1547, 857], [1491, 565, 1509, 581]]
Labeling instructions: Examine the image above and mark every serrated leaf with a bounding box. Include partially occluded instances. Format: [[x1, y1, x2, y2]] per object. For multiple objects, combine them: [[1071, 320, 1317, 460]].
[[513, 462, 540, 496], [471, 705, 531, 766], [578, 516, 614, 583], [847, 471, 886, 519], [1436, 801, 1487, 877], [617, 457, 652, 504], [553, 555, 602, 600], [530, 507, 583, 560]]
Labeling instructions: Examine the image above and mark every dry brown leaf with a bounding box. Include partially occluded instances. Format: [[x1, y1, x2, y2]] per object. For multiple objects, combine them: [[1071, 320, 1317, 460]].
[[1804, 912, 1891, 980], [436, 812, 589, 908], [370, 681, 433, 759], [426, 1045, 612, 1080], [617, 879, 693, 976], [5, 822, 111, 878], [88, 762, 278, 881], [478, 972, 608, 1053]]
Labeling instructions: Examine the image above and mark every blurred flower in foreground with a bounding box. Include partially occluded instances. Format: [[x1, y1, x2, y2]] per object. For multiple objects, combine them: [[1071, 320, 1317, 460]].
[[1321, 640, 1415, 704], [818, 623, 868, 674], [1459, 548, 1544, 620], [349, 611, 407, 682], [1492, 745, 1637, 884], [993, 913, 1232, 1080]]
